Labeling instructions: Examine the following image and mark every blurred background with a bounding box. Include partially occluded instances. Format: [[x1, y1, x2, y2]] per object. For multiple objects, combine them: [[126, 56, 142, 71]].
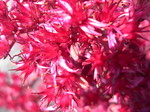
[[0, 44, 20, 112]]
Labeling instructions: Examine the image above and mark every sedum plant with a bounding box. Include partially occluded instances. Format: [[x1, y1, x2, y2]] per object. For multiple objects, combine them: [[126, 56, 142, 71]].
[[0, 0, 150, 112]]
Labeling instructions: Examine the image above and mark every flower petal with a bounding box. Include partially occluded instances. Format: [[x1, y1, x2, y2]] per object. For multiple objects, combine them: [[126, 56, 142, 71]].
[[80, 25, 102, 36], [58, 0, 73, 15]]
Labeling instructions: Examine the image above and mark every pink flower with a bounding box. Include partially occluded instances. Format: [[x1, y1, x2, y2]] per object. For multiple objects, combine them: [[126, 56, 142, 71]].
[[0, 0, 150, 112], [0, 72, 41, 112], [0, 36, 10, 59]]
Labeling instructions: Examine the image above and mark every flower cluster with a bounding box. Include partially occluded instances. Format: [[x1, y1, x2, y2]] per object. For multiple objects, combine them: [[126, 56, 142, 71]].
[[0, 0, 150, 112], [0, 72, 42, 112]]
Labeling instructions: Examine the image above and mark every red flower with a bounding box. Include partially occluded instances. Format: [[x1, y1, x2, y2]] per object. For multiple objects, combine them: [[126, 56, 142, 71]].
[[0, 0, 150, 112], [0, 72, 41, 112], [0, 36, 10, 59]]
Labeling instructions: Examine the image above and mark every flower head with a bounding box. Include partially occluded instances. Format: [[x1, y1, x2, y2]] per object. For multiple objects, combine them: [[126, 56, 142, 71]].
[[0, 0, 150, 112]]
